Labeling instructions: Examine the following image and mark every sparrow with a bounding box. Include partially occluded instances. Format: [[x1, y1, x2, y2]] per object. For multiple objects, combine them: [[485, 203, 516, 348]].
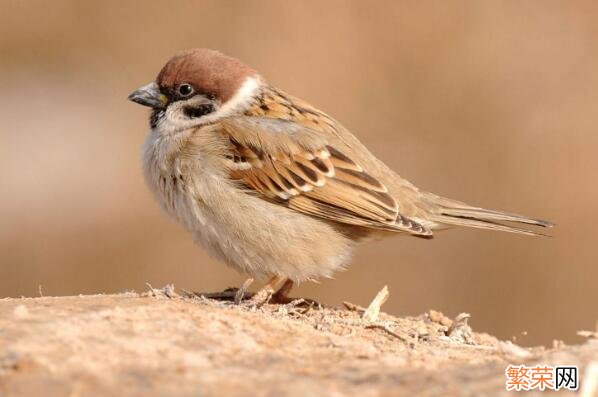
[[128, 48, 551, 303]]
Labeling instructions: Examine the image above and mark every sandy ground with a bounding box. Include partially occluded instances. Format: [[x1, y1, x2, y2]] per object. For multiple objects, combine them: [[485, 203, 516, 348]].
[[0, 287, 596, 397]]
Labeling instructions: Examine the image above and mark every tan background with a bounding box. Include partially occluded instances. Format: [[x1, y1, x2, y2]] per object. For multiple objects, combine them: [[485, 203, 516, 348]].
[[1, 0, 596, 346]]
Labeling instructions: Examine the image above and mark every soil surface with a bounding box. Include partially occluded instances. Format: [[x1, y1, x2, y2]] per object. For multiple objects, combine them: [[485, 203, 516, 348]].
[[0, 287, 596, 397]]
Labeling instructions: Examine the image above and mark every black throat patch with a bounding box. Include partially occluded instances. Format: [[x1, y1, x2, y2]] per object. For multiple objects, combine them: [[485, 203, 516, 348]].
[[150, 109, 165, 129]]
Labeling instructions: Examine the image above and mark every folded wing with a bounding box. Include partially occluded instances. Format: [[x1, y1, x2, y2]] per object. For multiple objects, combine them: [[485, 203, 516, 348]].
[[220, 117, 432, 236]]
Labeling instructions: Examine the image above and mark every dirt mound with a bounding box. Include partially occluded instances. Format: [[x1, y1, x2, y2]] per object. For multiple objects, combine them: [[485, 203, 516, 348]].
[[0, 288, 596, 396]]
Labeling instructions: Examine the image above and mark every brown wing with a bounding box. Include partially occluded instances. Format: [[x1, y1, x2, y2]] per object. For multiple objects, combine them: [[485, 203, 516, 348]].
[[220, 117, 432, 236]]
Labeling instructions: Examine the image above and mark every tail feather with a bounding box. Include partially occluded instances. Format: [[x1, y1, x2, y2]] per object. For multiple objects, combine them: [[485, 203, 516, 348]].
[[424, 193, 553, 236], [431, 214, 550, 237]]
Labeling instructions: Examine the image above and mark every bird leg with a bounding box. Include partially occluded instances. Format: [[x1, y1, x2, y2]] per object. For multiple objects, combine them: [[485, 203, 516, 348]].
[[270, 279, 294, 304], [247, 275, 285, 306]]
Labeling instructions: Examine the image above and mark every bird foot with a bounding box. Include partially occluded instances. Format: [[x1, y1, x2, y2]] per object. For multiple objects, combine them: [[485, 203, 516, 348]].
[[242, 276, 289, 307], [185, 277, 323, 308], [245, 288, 274, 308]]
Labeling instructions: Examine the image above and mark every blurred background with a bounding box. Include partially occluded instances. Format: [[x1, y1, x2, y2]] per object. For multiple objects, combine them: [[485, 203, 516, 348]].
[[1, 0, 596, 346]]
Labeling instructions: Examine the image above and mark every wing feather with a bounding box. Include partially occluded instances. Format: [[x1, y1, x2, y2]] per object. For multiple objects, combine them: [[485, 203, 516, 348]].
[[220, 116, 431, 236]]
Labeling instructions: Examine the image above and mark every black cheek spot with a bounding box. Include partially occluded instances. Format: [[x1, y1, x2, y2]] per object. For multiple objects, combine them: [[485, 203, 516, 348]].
[[184, 104, 214, 118], [260, 104, 270, 111]]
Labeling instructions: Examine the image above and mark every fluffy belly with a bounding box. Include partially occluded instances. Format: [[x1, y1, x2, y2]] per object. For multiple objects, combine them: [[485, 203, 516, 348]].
[[147, 166, 355, 282], [189, 190, 355, 282]]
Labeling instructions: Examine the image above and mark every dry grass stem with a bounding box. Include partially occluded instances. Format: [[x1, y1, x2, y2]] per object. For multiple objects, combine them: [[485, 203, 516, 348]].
[[362, 285, 389, 323]]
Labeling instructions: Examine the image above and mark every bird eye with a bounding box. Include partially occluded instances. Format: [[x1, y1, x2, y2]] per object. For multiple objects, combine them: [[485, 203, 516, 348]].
[[177, 83, 194, 97]]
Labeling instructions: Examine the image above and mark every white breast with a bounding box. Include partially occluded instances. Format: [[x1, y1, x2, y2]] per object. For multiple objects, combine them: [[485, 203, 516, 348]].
[[143, 128, 260, 269], [142, 127, 355, 282]]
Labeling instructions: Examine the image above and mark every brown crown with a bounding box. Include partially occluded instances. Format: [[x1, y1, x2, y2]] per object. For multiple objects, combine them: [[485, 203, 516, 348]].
[[156, 48, 258, 102]]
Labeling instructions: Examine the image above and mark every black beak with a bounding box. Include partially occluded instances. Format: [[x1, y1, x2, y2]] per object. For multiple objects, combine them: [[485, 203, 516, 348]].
[[128, 82, 167, 109]]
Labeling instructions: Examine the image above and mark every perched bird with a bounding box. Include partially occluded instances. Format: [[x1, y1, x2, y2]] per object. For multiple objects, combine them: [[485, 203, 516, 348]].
[[128, 48, 551, 303]]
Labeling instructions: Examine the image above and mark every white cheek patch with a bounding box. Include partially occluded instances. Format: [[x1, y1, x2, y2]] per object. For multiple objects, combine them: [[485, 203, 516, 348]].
[[158, 98, 206, 134], [211, 76, 261, 119], [156, 76, 262, 135]]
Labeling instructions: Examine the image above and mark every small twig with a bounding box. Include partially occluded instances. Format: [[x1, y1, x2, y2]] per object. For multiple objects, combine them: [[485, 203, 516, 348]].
[[38, 285, 44, 298], [145, 283, 155, 296], [193, 289, 242, 300], [577, 330, 598, 339], [234, 278, 254, 305], [362, 285, 389, 323], [578, 320, 598, 339], [163, 284, 177, 298], [180, 288, 194, 298], [447, 312, 471, 336], [365, 323, 410, 343], [279, 299, 313, 317], [446, 312, 475, 344], [343, 301, 366, 312], [300, 301, 315, 315], [286, 298, 306, 308], [145, 283, 177, 298]]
